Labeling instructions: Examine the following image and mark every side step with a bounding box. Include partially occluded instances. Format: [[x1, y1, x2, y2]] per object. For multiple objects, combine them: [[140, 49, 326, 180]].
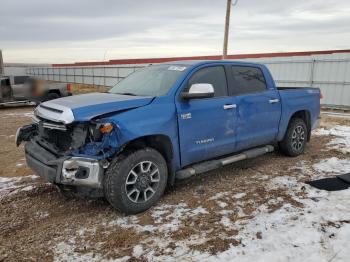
[[176, 145, 274, 180]]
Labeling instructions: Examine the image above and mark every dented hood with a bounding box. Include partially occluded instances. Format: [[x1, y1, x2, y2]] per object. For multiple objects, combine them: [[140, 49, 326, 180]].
[[35, 93, 154, 124]]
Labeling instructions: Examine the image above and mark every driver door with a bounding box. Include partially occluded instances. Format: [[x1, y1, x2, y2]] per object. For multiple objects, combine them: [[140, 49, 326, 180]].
[[176, 66, 237, 167]]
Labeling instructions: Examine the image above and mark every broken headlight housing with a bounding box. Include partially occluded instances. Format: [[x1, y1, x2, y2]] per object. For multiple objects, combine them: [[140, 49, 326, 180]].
[[88, 122, 114, 142]]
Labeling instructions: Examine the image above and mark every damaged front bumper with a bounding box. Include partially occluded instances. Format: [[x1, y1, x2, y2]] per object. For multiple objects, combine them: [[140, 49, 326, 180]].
[[25, 141, 104, 188]]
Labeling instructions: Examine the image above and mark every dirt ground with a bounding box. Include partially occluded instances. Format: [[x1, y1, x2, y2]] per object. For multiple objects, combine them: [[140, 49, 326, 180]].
[[0, 106, 349, 261]]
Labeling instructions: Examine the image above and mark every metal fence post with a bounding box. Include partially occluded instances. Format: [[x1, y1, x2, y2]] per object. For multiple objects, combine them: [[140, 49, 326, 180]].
[[309, 59, 316, 87]]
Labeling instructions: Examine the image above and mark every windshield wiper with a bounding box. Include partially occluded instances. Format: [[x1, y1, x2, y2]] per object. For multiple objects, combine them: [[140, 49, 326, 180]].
[[115, 92, 138, 96]]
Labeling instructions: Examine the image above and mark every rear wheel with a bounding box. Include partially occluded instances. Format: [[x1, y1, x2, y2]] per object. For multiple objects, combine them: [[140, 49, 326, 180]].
[[104, 148, 168, 214], [279, 118, 307, 157]]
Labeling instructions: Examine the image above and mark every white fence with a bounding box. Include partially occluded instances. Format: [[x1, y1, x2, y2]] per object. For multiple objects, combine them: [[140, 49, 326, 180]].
[[26, 65, 144, 88], [261, 59, 350, 107], [26, 58, 350, 107]]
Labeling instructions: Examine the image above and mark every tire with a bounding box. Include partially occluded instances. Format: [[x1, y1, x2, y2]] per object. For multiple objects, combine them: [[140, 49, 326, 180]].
[[279, 117, 307, 157], [46, 92, 60, 101], [104, 147, 168, 214]]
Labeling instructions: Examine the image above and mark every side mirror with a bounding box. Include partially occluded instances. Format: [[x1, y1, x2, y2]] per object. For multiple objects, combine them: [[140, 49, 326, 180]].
[[181, 83, 214, 100]]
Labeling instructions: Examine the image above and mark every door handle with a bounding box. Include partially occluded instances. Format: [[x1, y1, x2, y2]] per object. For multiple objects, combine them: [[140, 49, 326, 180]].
[[223, 104, 237, 110], [269, 99, 280, 104]]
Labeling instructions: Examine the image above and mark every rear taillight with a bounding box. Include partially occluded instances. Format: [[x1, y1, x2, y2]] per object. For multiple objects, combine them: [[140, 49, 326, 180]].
[[67, 83, 72, 92], [320, 92, 323, 100]]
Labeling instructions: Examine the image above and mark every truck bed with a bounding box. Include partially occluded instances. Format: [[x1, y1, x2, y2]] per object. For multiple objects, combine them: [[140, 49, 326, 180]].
[[276, 86, 321, 141]]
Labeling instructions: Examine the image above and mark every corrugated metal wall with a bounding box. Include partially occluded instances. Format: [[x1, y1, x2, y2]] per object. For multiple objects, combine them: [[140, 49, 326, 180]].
[[26, 52, 350, 107], [26, 65, 144, 88], [241, 53, 350, 107]]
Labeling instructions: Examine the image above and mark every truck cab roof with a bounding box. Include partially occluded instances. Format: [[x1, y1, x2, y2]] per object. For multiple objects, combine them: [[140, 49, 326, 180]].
[[162, 59, 263, 67]]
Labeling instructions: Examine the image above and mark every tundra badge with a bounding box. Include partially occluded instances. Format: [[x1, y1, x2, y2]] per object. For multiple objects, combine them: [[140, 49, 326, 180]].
[[181, 113, 192, 120]]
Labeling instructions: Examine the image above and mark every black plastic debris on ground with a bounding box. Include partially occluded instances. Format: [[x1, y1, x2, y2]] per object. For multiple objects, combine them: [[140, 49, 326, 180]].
[[338, 173, 350, 184], [306, 173, 350, 191]]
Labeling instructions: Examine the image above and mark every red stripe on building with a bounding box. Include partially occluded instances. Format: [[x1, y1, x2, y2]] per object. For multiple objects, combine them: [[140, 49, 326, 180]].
[[52, 49, 350, 67]]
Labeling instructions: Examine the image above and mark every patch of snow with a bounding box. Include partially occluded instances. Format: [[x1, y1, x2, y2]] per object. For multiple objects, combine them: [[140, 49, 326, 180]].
[[313, 125, 350, 154], [110, 215, 156, 233], [0, 176, 23, 197], [0, 175, 38, 198], [209, 184, 350, 262], [220, 216, 235, 230], [209, 192, 229, 201], [268, 175, 299, 190], [20, 185, 35, 191], [190, 206, 209, 216], [54, 241, 130, 262], [35, 211, 49, 219], [313, 157, 350, 174], [217, 201, 228, 208], [232, 192, 246, 199], [132, 245, 144, 258]]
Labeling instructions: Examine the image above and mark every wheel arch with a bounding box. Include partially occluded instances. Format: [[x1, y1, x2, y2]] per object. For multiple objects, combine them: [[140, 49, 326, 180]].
[[287, 110, 311, 141], [118, 134, 176, 186]]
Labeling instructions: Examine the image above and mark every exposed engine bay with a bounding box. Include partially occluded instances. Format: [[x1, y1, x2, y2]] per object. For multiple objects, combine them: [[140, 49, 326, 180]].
[[16, 115, 118, 160]]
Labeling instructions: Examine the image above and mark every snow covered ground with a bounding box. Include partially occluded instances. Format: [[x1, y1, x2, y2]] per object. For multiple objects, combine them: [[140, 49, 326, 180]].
[[1, 122, 350, 261], [52, 125, 350, 262], [0, 175, 39, 199]]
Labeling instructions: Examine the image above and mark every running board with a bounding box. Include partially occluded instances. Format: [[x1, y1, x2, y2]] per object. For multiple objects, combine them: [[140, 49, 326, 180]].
[[176, 145, 274, 180], [0, 100, 36, 106]]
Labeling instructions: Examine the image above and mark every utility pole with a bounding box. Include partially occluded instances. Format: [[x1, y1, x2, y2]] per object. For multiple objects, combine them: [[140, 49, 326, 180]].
[[222, 0, 238, 59], [0, 49, 4, 76], [222, 0, 232, 59]]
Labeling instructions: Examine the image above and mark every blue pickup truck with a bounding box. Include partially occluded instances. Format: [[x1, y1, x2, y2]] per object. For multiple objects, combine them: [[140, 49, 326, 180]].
[[16, 60, 321, 214]]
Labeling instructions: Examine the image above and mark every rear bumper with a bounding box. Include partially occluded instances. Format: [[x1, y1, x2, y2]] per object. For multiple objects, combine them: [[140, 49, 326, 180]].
[[25, 141, 103, 188]]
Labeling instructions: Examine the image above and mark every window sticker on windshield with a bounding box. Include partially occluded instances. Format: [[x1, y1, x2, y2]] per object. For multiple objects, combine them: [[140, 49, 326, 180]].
[[168, 66, 187, 71]]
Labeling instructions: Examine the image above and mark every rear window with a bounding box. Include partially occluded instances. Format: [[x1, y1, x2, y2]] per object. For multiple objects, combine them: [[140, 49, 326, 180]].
[[229, 66, 267, 95]]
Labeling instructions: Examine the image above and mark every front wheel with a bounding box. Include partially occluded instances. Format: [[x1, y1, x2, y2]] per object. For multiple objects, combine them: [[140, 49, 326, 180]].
[[279, 118, 307, 157], [104, 148, 168, 214]]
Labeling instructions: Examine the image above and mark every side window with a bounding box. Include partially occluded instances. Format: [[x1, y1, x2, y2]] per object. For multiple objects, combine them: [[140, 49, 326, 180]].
[[187, 66, 228, 97], [1, 79, 10, 86], [230, 66, 267, 95], [14, 76, 29, 85]]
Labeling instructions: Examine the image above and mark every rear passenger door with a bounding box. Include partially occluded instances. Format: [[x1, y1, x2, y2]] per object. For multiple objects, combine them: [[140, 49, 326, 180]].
[[228, 65, 281, 150]]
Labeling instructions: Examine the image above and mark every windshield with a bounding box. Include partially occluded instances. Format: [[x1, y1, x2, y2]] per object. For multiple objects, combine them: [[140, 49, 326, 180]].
[[109, 65, 187, 96]]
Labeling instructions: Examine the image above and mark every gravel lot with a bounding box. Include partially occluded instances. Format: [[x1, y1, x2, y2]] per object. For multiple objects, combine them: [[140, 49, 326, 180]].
[[0, 106, 350, 261]]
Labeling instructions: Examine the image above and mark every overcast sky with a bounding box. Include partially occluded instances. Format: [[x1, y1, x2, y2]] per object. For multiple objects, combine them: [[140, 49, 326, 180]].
[[1, 0, 349, 63]]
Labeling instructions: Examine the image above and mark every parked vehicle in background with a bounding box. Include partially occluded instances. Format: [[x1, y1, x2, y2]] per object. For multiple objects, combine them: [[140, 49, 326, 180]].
[[16, 60, 321, 214], [0, 76, 72, 106]]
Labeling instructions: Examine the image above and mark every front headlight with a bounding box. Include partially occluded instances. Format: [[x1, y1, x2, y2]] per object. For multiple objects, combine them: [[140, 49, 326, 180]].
[[89, 122, 115, 141], [99, 123, 114, 134]]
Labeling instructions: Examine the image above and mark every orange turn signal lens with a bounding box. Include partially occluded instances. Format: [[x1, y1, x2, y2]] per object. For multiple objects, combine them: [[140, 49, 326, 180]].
[[100, 123, 114, 133]]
